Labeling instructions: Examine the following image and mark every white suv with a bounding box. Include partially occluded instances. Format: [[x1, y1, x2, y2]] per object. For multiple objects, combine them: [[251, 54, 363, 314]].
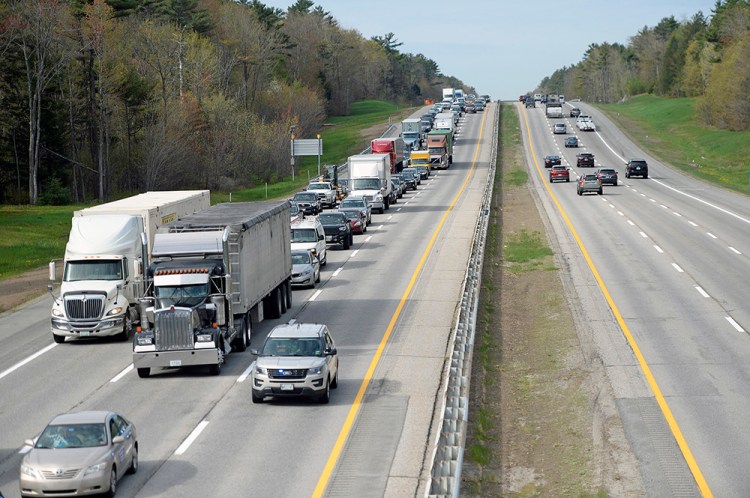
[[291, 217, 327, 266], [250, 323, 339, 403]]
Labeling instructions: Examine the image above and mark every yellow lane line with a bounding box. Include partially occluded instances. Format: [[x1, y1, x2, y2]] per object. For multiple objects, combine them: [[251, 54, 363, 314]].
[[519, 104, 713, 497], [312, 107, 492, 497]]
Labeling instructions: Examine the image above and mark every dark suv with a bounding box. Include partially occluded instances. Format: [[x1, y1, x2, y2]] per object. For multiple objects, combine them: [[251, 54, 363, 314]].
[[625, 159, 648, 178], [318, 212, 353, 250], [292, 192, 322, 215], [576, 152, 595, 167]]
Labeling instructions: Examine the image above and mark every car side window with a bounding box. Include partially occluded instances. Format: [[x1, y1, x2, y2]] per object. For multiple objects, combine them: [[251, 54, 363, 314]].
[[110, 415, 127, 438], [324, 331, 334, 350]]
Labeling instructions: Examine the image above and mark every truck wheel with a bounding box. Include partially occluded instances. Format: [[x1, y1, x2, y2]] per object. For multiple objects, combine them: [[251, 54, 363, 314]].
[[53, 333, 65, 344], [285, 280, 292, 309], [280, 285, 288, 314], [115, 315, 132, 342], [265, 287, 282, 319], [208, 349, 223, 375], [233, 317, 249, 352], [137, 368, 150, 378]]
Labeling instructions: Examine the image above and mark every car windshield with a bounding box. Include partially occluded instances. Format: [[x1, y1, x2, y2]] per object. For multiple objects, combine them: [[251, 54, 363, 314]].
[[402, 169, 417, 175], [340, 200, 364, 209], [340, 210, 360, 220], [291, 253, 311, 265], [319, 213, 343, 224], [584, 175, 598, 181], [291, 228, 318, 243], [294, 193, 316, 201], [64, 260, 123, 282], [351, 178, 380, 190], [261, 337, 324, 357], [36, 423, 108, 449], [155, 283, 209, 308], [307, 184, 327, 190]]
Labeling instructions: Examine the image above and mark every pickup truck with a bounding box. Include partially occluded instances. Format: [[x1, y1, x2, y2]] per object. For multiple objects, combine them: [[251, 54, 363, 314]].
[[306, 181, 337, 208]]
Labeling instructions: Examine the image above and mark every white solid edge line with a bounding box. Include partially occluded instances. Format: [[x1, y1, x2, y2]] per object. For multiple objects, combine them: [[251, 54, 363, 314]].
[[237, 363, 254, 383], [309, 290, 323, 302], [726, 316, 745, 333], [0, 343, 57, 381], [174, 420, 209, 455], [695, 286, 710, 298], [110, 364, 134, 383]]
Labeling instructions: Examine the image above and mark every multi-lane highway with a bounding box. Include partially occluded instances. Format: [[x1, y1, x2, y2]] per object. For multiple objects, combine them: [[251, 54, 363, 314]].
[[0, 104, 496, 497], [520, 100, 750, 496]]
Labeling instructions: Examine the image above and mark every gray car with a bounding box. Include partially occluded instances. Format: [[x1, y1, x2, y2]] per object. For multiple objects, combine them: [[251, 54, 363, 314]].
[[20, 411, 137, 497], [291, 249, 320, 289], [577, 174, 603, 195], [339, 196, 371, 225], [251, 323, 339, 404]]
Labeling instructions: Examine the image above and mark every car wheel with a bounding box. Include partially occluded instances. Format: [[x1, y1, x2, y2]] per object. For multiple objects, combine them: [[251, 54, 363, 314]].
[[598, 189, 603, 195], [137, 368, 150, 378], [342, 236, 350, 250], [318, 378, 330, 404], [106, 467, 117, 497], [331, 365, 339, 389], [315, 268, 320, 284], [320, 250, 327, 267], [643, 174, 648, 178], [127, 446, 138, 475], [566, 178, 570, 182], [252, 390, 264, 404], [362, 224, 367, 233], [577, 190, 582, 196], [53, 333, 65, 344]]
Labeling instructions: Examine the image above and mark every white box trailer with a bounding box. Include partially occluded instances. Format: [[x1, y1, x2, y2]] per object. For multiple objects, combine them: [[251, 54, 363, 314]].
[[347, 154, 392, 213], [49, 190, 211, 344], [133, 201, 292, 377]]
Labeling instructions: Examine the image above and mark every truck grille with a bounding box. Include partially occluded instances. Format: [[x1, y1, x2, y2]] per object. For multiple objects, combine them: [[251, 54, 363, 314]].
[[268, 368, 307, 379], [154, 308, 194, 351], [363, 195, 374, 203], [64, 294, 105, 320]]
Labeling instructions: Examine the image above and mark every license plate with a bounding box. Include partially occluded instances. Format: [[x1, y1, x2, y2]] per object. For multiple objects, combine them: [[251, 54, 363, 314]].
[[325, 236, 333, 242], [169, 360, 182, 367], [280, 383, 294, 391], [79, 331, 90, 337]]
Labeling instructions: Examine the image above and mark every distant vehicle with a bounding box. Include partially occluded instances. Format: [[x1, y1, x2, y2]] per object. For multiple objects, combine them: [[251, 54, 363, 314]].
[[544, 155, 561, 168], [340, 208, 366, 234], [560, 95, 565, 103], [525, 98, 535, 108], [576, 115, 596, 131], [339, 196, 371, 225], [519, 95, 525, 102], [625, 159, 649, 178], [20, 411, 138, 498], [306, 181, 337, 208], [291, 217, 327, 266], [595, 167, 618, 186], [565, 136, 579, 148], [475, 100, 485, 111], [549, 165, 570, 183], [577, 174, 603, 195], [570, 107, 581, 118], [576, 152, 595, 167], [318, 212, 353, 250], [292, 191, 321, 215], [534, 93, 542, 102], [401, 167, 421, 187], [553, 123, 566, 134], [545, 102, 563, 119], [251, 322, 339, 404], [464, 104, 476, 113], [291, 249, 320, 288]]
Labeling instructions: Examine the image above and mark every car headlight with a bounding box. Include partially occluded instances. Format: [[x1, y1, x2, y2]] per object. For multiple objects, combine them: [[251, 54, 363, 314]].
[[196, 334, 213, 342], [301, 268, 313, 276], [106, 307, 124, 316], [255, 365, 267, 375], [308, 366, 323, 375], [375, 194, 383, 201], [85, 462, 107, 475], [20, 463, 38, 478]]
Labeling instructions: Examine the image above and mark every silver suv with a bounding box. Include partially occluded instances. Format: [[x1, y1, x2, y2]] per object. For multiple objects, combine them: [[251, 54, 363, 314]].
[[250, 323, 339, 404]]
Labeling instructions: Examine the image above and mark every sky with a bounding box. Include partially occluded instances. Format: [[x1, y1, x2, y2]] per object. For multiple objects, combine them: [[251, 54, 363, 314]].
[[259, 0, 719, 100]]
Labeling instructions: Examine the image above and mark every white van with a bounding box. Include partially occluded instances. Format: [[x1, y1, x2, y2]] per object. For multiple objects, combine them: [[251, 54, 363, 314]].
[[291, 217, 327, 266]]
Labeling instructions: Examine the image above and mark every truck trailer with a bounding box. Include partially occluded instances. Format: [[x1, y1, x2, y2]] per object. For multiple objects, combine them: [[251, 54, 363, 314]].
[[347, 154, 392, 213], [371, 137, 405, 173], [132, 201, 292, 377], [545, 102, 563, 119], [48, 191, 210, 344]]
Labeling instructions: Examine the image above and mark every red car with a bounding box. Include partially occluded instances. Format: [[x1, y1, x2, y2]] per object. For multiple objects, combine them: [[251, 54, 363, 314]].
[[549, 165, 570, 183], [339, 208, 367, 234]]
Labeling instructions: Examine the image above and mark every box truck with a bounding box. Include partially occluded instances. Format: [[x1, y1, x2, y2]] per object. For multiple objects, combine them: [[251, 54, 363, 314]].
[[346, 154, 392, 213], [48, 191, 210, 343], [133, 201, 292, 377]]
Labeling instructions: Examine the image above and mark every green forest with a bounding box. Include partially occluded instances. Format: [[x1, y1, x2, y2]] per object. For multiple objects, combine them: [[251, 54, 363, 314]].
[[0, 0, 471, 205], [538, 0, 750, 131]]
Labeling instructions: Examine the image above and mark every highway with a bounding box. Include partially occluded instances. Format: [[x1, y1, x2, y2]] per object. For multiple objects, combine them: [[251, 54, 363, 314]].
[[520, 100, 750, 496], [0, 104, 496, 497]]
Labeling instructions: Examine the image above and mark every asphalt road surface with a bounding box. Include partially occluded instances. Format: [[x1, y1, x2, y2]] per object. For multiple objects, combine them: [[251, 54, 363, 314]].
[[0, 104, 496, 498]]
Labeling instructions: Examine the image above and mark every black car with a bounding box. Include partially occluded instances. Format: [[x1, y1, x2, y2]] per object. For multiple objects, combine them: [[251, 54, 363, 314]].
[[570, 107, 581, 118], [292, 192, 321, 215], [576, 152, 595, 167], [525, 97, 535, 108], [565, 136, 579, 148], [544, 155, 561, 168], [625, 159, 648, 178], [318, 212, 353, 250]]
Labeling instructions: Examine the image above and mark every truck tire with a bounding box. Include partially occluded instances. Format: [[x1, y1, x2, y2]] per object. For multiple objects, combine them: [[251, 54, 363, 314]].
[[53, 333, 65, 344], [449, 155, 453, 164], [115, 314, 132, 342], [233, 317, 249, 352], [137, 368, 150, 378], [280, 285, 288, 314], [285, 280, 292, 309], [208, 348, 223, 375]]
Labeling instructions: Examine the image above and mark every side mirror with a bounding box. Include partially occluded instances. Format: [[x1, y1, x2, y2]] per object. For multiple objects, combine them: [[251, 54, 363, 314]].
[[318, 234, 324, 241], [112, 436, 125, 444], [326, 348, 337, 356], [250, 349, 259, 355], [24, 439, 35, 448], [49, 261, 56, 281]]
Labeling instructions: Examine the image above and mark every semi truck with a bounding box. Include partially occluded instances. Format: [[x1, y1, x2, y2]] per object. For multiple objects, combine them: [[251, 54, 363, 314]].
[[433, 112, 456, 138], [371, 137, 404, 173], [347, 154, 392, 213], [132, 201, 292, 377], [442, 88, 455, 102], [426, 129, 454, 169], [401, 118, 423, 152], [48, 191, 211, 344]]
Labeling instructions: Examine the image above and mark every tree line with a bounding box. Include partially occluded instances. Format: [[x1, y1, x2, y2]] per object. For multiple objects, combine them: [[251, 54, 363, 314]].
[[0, 0, 471, 205], [537, 0, 750, 131]]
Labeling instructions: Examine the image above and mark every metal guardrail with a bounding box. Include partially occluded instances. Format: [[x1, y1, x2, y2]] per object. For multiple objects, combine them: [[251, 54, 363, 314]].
[[426, 105, 500, 497]]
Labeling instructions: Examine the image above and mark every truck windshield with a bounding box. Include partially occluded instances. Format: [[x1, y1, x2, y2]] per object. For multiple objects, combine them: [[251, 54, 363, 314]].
[[429, 147, 444, 155], [291, 228, 318, 243], [403, 132, 420, 139], [351, 178, 381, 190], [64, 260, 123, 282], [155, 283, 208, 308]]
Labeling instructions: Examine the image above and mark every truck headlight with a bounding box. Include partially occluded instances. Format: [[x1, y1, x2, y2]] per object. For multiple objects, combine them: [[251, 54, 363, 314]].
[[106, 307, 124, 316], [51, 308, 64, 317], [196, 334, 213, 342], [338, 226, 347, 231], [375, 194, 383, 201]]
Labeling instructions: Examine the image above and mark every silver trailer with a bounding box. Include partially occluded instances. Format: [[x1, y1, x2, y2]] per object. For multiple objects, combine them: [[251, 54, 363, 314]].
[[133, 201, 292, 377]]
